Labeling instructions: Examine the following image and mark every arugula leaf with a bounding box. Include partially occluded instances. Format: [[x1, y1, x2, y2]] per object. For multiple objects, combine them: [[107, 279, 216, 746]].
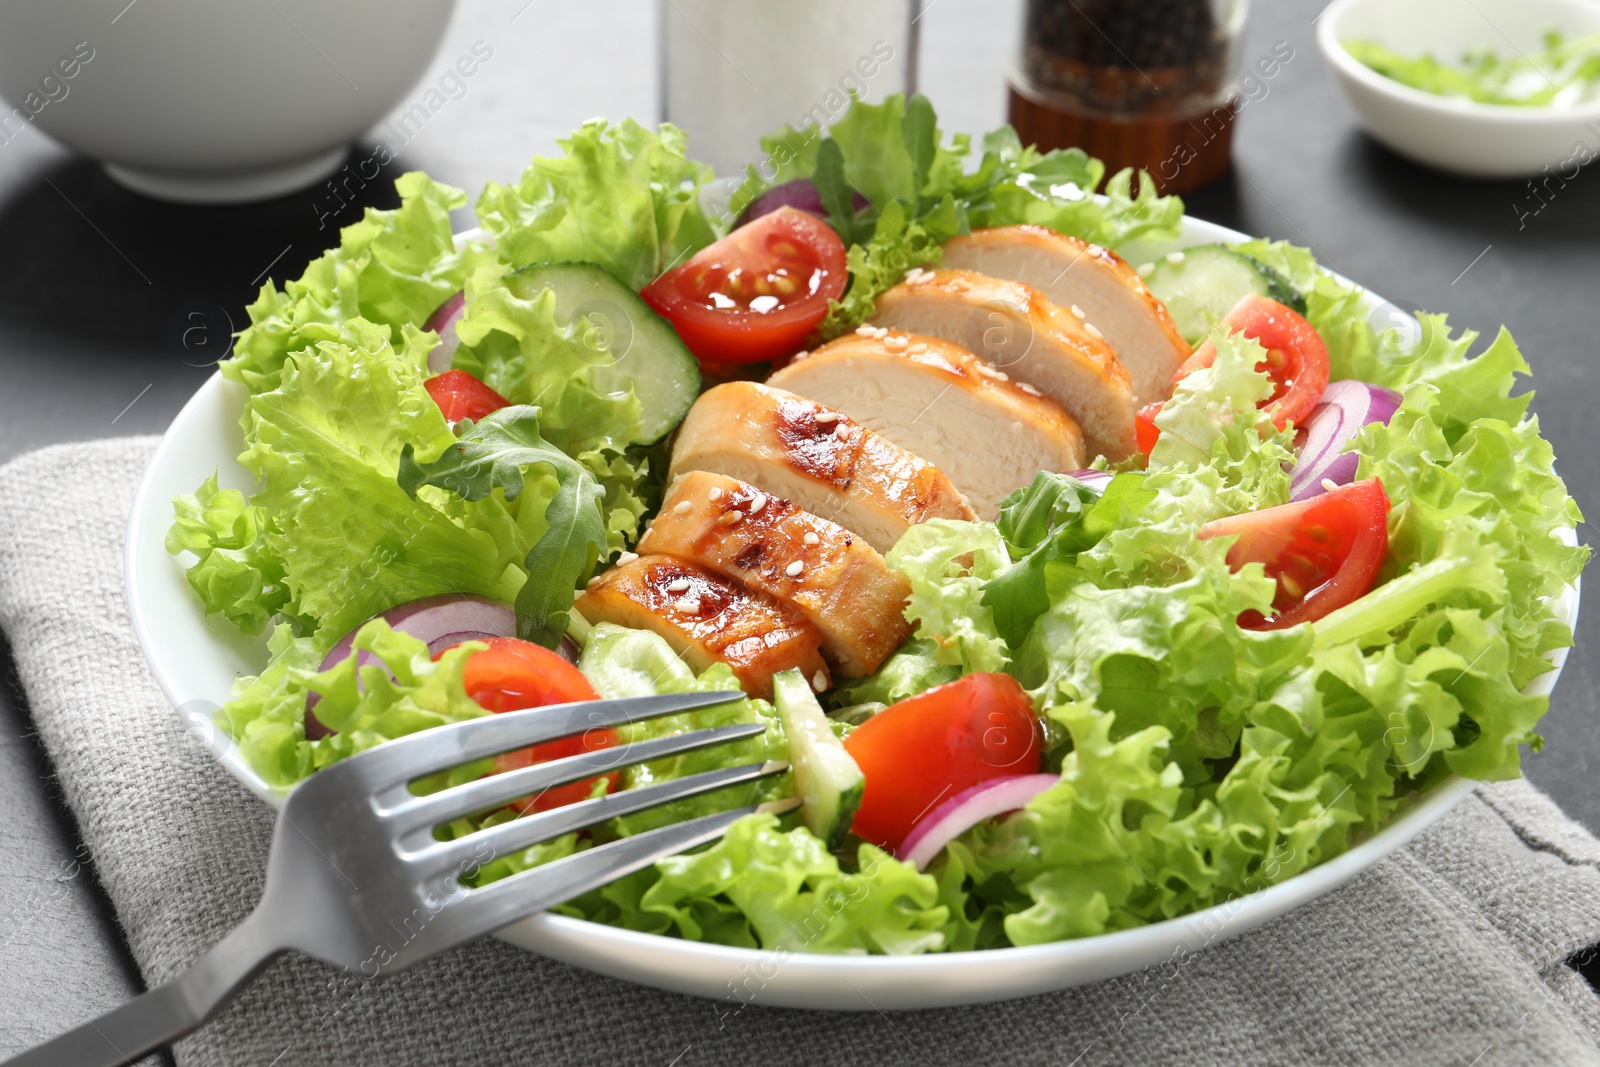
[[984, 472, 1155, 647], [399, 406, 608, 647]]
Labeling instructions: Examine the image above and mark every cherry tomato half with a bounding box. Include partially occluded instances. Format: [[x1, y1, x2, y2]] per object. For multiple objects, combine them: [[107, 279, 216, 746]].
[[441, 636, 618, 814], [641, 206, 848, 366], [842, 672, 1042, 852], [425, 369, 510, 423], [1198, 477, 1391, 630], [1173, 294, 1331, 430]]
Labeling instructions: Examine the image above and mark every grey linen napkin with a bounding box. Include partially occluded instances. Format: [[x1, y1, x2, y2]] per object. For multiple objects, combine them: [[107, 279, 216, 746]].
[[3, 437, 1600, 1067]]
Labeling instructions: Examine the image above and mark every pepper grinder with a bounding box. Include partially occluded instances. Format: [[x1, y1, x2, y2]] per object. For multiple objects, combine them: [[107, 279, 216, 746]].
[[1008, 0, 1249, 194]]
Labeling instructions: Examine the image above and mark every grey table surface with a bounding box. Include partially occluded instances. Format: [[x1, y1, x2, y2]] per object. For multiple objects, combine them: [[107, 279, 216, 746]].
[[0, 0, 1595, 1058]]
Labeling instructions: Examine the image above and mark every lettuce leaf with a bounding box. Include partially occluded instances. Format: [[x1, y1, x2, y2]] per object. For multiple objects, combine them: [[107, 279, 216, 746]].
[[217, 620, 486, 789], [474, 119, 719, 291], [885, 518, 1012, 674], [226, 172, 487, 394], [166, 474, 288, 634], [236, 339, 533, 645]]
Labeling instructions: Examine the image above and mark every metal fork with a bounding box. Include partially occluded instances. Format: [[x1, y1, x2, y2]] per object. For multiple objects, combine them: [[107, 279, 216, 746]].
[[5, 690, 791, 1067]]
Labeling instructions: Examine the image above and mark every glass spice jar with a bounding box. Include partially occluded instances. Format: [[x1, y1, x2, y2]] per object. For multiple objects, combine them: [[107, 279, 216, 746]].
[[1009, 0, 1249, 194]]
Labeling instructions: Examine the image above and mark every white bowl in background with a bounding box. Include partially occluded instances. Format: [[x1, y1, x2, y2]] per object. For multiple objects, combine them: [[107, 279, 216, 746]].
[[1318, 0, 1600, 179], [124, 213, 1581, 1011], [0, 0, 459, 203]]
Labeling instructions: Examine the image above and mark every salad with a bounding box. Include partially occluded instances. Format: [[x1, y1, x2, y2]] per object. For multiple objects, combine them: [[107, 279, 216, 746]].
[[1345, 30, 1600, 108], [167, 94, 1586, 955]]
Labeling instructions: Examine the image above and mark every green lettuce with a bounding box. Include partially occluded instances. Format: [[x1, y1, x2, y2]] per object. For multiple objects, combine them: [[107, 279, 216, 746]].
[[474, 119, 719, 291], [165, 475, 288, 634], [178, 338, 535, 645], [226, 173, 488, 394], [217, 620, 487, 789]]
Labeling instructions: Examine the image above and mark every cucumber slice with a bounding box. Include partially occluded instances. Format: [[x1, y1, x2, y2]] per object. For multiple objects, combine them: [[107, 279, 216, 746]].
[[1142, 245, 1307, 346], [506, 263, 700, 445], [772, 668, 865, 848]]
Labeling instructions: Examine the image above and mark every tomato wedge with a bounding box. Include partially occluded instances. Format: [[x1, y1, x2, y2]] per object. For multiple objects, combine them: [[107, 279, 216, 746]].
[[1173, 294, 1331, 430], [1198, 478, 1391, 630], [441, 636, 618, 814], [1135, 401, 1163, 455], [425, 369, 510, 423], [842, 673, 1042, 852], [641, 206, 847, 366]]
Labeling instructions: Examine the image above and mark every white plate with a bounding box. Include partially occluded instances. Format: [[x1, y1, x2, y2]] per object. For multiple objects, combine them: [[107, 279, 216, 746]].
[[125, 215, 1580, 1011]]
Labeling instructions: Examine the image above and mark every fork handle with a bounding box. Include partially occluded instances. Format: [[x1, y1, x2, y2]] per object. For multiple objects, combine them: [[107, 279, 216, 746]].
[[4, 909, 284, 1067]]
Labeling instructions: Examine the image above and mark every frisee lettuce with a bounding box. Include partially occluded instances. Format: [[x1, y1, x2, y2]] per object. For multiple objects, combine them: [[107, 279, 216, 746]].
[[226, 172, 492, 395]]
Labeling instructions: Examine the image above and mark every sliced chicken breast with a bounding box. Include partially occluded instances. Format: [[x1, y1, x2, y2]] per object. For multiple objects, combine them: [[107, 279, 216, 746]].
[[768, 331, 1085, 518], [868, 269, 1137, 461], [670, 381, 977, 556], [639, 470, 911, 678], [941, 226, 1192, 406], [574, 554, 828, 701]]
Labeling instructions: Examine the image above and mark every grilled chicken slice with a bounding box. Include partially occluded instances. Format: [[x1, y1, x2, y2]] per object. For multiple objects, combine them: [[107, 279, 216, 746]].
[[768, 331, 1085, 518], [639, 470, 911, 678], [670, 381, 976, 556], [941, 226, 1192, 406], [869, 269, 1137, 461], [574, 555, 828, 701]]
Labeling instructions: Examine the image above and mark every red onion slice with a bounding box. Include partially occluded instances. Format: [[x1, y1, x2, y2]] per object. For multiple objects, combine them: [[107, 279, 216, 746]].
[[424, 291, 467, 374], [899, 773, 1060, 871], [304, 593, 516, 738], [1065, 469, 1114, 491], [735, 178, 869, 229], [1288, 381, 1401, 502]]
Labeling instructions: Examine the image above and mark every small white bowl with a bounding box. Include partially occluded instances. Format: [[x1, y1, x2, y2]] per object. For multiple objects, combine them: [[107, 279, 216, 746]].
[[1318, 0, 1600, 179], [0, 0, 459, 203]]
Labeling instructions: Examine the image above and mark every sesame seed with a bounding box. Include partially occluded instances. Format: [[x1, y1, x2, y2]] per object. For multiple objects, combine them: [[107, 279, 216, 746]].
[[907, 342, 927, 353], [586, 574, 604, 587], [995, 370, 1009, 381], [1084, 323, 1104, 340], [785, 560, 805, 577], [1070, 304, 1085, 319], [814, 410, 839, 424], [748, 493, 767, 514], [803, 531, 820, 546], [884, 335, 908, 350], [812, 670, 828, 692], [872, 327, 888, 339], [709, 486, 723, 501], [1087, 244, 1104, 257], [1019, 382, 1043, 397], [855, 325, 876, 337], [791, 350, 809, 361], [616, 551, 639, 565], [1166, 251, 1186, 264], [675, 595, 701, 613], [1321, 478, 1340, 492], [717, 510, 743, 526], [1136, 262, 1155, 277], [666, 578, 691, 593], [673, 500, 692, 515]]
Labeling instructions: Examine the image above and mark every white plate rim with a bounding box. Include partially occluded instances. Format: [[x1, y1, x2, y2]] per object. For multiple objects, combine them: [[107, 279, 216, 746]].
[[124, 214, 1582, 1012]]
